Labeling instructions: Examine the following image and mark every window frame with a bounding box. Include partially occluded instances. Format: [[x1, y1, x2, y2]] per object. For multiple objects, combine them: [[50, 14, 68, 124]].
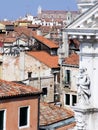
[[65, 70, 71, 85], [64, 94, 77, 106], [65, 94, 70, 105], [0, 109, 6, 130], [18, 106, 30, 129], [72, 95, 77, 106]]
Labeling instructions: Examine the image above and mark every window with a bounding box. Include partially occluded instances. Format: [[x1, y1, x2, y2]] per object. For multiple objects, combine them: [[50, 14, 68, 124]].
[[65, 94, 70, 105], [65, 70, 70, 84], [19, 106, 29, 128], [54, 93, 60, 102], [51, 49, 57, 55], [42, 88, 47, 96], [72, 95, 77, 106], [28, 72, 32, 78], [0, 110, 6, 130], [65, 94, 77, 106]]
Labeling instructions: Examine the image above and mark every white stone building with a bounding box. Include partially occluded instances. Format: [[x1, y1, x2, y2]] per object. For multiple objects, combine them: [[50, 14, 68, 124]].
[[77, 0, 97, 13], [63, 2, 98, 130], [61, 53, 79, 107]]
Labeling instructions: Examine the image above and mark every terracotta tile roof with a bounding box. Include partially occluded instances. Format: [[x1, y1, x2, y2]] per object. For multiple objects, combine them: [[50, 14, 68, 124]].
[[26, 51, 59, 69], [40, 102, 74, 126], [63, 53, 79, 66], [32, 33, 59, 49], [28, 24, 41, 28], [14, 27, 32, 37], [0, 21, 14, 26], [39, 26, 52, 33], [39, 26, 63, 36], [41, 10, 78, 14], [3, 37, 16, 43], [0, 79, 41, 99], [14, 27, 58, 49]]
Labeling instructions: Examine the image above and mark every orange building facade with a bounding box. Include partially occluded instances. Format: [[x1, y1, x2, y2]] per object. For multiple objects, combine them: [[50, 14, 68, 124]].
[[0, 80, 41, 130]]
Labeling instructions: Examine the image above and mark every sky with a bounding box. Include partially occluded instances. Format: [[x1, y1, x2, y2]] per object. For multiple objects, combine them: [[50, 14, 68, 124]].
[[0, 0, 78, 20]]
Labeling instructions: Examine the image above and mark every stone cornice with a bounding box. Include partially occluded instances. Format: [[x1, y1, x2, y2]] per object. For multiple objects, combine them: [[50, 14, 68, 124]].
[[63, 28, 98, 42], [79, 53, 98, 57], [64, 28, 98, 35]]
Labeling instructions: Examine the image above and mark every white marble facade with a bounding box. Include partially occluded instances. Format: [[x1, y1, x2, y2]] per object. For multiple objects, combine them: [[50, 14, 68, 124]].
[[63, 2, 98, 129]]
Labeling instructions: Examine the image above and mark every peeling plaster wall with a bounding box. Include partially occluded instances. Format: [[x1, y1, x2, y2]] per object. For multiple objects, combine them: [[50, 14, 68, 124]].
[[25, 53, 55, 102], [2, 55, 20, 81], [1, 52, 55, 102]]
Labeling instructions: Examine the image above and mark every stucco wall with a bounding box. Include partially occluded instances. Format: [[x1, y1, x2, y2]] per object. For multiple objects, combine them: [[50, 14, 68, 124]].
[[2, 55, 20, 81], [1, 52, 55, 102], [0, 96, 39, 130], [62, 66, 79, 91], [25, 53, 54, 102]]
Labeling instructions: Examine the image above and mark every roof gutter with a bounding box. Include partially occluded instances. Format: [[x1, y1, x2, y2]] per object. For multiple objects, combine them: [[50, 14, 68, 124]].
[[40, 116, 75, 130]]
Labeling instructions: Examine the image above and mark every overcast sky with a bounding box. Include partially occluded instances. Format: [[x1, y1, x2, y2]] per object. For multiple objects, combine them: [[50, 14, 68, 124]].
[[0, 0, 78, 20]]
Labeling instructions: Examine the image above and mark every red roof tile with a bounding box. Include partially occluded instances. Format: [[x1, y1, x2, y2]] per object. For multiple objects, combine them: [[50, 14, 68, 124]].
[[40, 102, 74, 126], [3, 37, 16, 43], [14, 27, 32, 37], [28, 24, 41, 28], [14, 27, 58, 49], [64, 53, 79, 66], [0, 21, 14, 26], [41, 10, 78, 14], [26, 51, 59, 69], [0, 80, 41, 99], [32, 33, 58, 48]]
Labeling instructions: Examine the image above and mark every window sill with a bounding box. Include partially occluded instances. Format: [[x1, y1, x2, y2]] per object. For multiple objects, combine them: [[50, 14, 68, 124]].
[[19, 125, 29, 129]]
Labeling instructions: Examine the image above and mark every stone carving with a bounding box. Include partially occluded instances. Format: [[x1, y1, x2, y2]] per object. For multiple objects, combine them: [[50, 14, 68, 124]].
[[75, 112, 87, 130], [76, 68, 91, 105]]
